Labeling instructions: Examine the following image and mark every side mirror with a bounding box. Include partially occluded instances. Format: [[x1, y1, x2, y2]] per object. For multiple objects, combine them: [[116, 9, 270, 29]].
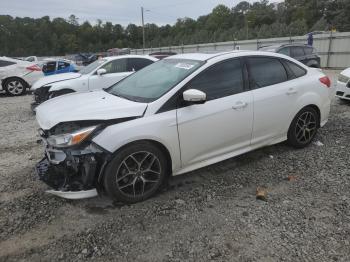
[[97, 68, 107, 76], [183, 89, 206, 104]]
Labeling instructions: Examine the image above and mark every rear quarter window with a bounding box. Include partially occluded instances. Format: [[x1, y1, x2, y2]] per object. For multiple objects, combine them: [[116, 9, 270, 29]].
[[247, 57, 288, 88], [284, 60, 307, 78]]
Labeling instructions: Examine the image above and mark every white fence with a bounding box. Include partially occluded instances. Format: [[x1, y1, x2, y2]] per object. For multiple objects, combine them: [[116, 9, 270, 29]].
[[131, 32, 350, 69]]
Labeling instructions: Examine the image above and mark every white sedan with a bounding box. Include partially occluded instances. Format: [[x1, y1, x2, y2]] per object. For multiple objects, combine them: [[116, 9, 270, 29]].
[[335, 68, 350, 101], [35, 51, 332, 203], [0, 57, 43, 96], [30, 55, 158, 109]]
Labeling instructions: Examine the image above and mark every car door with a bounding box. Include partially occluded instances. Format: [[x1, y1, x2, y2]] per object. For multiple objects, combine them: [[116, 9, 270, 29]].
[[247, 56, 301, 146], [88, 58, 131, 91], [177, 58, 254, 167]]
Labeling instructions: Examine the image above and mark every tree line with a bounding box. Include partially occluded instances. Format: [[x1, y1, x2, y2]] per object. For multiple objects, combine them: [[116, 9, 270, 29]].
[[0, 0, 349, 56]]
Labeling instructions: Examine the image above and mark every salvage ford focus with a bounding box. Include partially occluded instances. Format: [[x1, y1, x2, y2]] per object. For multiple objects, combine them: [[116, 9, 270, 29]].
[[35, 51, 332, 203]]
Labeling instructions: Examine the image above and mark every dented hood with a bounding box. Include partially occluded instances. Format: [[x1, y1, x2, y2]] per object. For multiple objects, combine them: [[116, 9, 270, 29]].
[[36, 91, 147, 130], [31, 73, 82, 90]]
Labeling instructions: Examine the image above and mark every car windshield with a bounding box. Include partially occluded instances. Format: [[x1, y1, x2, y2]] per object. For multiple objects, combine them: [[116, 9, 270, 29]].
[[107, 59, 204, 103], [79, 59, 106, 75]]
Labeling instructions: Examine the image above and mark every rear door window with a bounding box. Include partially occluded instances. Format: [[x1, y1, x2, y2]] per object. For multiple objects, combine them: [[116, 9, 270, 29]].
[[127, 58, 154, 72], [0, 60, 16, 67], [291, 47, 305, 58], [247, 57, 288, 88]]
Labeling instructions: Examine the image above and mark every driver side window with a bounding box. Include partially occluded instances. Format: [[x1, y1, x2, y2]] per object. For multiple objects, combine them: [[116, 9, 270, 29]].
[[186, 59, 244, 101], [101, 59, 127, 74]]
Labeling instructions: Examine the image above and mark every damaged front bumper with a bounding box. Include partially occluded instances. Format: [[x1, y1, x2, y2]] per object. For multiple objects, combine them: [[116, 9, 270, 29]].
[[35, 143, 109, 199], [31, 86, 50, 111]]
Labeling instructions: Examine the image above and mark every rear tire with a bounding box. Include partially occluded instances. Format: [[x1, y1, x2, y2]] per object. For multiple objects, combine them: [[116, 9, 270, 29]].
[[4, 78, 27, 96], [287, 107, 319, 148], [103, 142, 168, 203]]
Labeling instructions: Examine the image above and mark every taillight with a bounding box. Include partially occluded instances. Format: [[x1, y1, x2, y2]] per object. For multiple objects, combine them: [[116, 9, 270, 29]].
[[319, 76, 331, 88], [26, 65, 42, 71]]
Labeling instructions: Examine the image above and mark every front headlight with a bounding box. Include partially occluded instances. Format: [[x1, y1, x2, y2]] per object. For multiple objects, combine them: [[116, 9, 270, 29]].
[[47, 126, 97, 148]]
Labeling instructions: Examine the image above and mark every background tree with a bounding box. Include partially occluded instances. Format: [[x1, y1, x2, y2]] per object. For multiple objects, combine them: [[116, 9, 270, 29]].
[[0, 0, 347, 56]]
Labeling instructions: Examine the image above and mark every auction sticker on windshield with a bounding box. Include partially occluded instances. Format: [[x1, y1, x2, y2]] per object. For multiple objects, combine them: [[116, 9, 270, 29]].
[[175, 63, 195, 70]]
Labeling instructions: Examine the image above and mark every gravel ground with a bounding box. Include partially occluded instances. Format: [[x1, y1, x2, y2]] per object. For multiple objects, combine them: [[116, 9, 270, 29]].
[[0, 71, 349, 262]]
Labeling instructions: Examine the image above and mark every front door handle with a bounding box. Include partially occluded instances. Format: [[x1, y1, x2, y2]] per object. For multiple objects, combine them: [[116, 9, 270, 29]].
[[232, 101, 248, 110], [286, 88, 298, 95]]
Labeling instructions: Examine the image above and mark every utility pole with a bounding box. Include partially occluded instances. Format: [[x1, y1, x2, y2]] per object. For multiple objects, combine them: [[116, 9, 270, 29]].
[[141, 7, 145, 49], [246, 18, 249, 40]]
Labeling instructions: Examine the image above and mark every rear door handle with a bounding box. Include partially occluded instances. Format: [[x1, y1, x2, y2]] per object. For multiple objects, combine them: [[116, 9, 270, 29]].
[[286, 88, 298, 95], [232, 101, 248, 110]]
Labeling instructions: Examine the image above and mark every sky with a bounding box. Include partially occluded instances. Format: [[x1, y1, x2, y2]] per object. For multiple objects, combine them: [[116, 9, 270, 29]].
[[1, 0, 283, 26]]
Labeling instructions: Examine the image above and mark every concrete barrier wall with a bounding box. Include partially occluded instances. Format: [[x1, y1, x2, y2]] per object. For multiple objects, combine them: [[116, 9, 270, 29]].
[[131, 32, 350, 69]]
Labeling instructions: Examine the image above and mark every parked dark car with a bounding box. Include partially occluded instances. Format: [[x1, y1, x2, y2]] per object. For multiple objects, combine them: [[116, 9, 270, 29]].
[[259, 44, 321, 68]]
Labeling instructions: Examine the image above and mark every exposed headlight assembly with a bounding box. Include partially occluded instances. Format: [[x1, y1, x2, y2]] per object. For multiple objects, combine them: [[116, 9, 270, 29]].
[[47, 126, 97, 148]]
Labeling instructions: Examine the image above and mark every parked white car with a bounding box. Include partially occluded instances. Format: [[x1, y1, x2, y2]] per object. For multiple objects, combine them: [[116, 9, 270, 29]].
[[0, 57, 43, 96], [31, 55, 158, 109], [35, 51, 332, 203], [335, 68, 350, 101]]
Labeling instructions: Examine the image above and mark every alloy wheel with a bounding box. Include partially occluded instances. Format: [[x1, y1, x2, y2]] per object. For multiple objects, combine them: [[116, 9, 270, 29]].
[[116, 151, 162, 197], [295, 111, 317, 144], [7, 80, 24, 95]]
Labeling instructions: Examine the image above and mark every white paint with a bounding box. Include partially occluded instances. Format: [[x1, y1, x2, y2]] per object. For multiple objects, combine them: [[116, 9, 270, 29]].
[[37, 51, 332, 178]]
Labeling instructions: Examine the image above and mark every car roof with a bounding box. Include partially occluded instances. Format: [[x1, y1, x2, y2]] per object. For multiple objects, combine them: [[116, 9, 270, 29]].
[[104, 55, 158, 61], [165, 50, 251, 62], [163, 50, 300, 62]]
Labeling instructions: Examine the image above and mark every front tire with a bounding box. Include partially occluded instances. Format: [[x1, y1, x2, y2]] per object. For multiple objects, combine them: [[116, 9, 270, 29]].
[[4, 78, 27, 96], [287, 107, 319, 148], [103, 142, 168, 203]]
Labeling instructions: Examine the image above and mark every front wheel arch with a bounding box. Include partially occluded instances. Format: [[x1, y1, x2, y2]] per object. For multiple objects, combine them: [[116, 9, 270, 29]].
[[99, 139, 173, 184], [112, 140, 172, 175], [102, 140, 172, 203]]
